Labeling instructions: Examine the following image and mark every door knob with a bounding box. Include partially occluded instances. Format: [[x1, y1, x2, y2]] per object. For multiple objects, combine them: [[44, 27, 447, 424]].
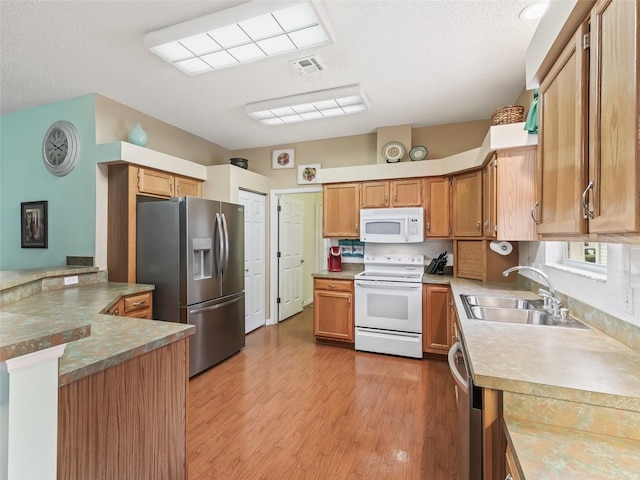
[[300, 259, 305, 263]]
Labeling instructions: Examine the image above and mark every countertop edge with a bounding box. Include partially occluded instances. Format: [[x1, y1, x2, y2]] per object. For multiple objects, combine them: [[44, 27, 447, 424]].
[[58, 324, 195, 386], [0, 323, 91, 362]]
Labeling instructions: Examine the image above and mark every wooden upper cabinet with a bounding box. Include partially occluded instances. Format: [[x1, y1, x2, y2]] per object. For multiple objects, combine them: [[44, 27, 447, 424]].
[[361, 181, 390, 208], [390, 178, 422, 207], [587, 0, 639, 233], [451, 170, 483, 237], [137, 167, 203, 199], [494, 148, 539, 241], [483, 156, 497, 238], [137, 168, 175, 198], [107, 164, 203, 283], [323, 183, 361, 237], [175, 175, 203, 197], [423, 177, 450, 237], [537, 23, 589, 235], [360, 179, 422, 208]]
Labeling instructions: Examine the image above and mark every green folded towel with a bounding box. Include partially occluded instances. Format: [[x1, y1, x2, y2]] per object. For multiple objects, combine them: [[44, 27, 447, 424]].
[[524, 89, 539, 133]]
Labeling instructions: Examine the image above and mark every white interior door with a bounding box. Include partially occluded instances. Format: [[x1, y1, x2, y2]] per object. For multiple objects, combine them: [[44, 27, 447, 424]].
[[238, 190, 266, 333], [278, 196, 303, 321]]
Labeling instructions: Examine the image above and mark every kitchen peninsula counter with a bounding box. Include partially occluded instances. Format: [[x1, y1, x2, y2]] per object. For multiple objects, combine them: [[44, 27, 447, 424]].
[[0, 267, 194, 479], [0, 278, 194, 385]]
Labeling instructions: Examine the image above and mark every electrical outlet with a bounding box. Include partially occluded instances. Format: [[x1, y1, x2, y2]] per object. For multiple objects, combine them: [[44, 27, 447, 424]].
[[624, 286, 634, 315], [64, 275, 79, 286]]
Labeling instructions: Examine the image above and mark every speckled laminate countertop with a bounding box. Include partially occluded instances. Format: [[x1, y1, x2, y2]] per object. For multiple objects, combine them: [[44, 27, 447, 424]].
[[0, 266, 99, 290], [0, 282, 194, 385], [450, 278, 640, 479], [450, 278, 640, 411], [504, 417, 640, 479]]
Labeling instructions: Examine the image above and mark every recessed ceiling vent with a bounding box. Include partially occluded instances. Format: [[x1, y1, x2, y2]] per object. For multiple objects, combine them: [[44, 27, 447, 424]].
[[288, 56, 325, 75]]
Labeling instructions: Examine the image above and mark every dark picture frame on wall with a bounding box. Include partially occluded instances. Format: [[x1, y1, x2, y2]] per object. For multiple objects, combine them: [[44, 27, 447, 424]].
[[21, 200, 48, 248]]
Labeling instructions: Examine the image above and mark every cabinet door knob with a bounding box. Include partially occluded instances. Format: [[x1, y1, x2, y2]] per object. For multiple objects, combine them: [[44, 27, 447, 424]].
[[329, 284, 338, 288], [476, 220, 481, 230], [426, 222, 431, 231], [132, 301, 146, 306], [505, 474, 513, 480]]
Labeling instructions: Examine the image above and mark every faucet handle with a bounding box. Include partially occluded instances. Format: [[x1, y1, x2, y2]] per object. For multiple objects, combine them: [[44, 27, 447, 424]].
[[537, 288, 550, 298]]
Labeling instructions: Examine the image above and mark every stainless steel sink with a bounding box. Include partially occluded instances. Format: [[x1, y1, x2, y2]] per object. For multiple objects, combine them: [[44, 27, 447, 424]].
[[463, 295, 542, 310], [469, 306, 558, 325], [460, 295, 590, 330]]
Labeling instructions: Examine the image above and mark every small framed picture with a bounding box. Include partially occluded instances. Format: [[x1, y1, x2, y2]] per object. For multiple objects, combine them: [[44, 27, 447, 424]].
[[297, 163, 320, 184], [21, 200, 48, 248], [272, 149, 295, 169]]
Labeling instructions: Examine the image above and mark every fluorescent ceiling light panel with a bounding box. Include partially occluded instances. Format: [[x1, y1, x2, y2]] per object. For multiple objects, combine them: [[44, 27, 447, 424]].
[[144, 1, 333, 75], [246, 84, 369, 125]]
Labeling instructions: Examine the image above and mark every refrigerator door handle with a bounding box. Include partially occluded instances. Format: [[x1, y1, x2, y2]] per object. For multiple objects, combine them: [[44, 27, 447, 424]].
[[215, 213, 224, 278], [221, 213, 230, 277], [189, 295, 243, 315]]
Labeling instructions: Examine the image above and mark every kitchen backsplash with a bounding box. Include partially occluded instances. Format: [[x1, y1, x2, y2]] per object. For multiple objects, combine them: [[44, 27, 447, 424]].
[[519, 242, 640, 332], [330, 239, 454, 266]]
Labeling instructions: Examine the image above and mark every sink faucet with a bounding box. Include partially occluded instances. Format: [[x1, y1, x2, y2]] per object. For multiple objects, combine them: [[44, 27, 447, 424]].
[[503, 266, 562, 317]]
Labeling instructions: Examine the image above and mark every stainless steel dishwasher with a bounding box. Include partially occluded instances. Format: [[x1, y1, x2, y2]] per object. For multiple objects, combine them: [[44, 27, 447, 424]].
[[448, 340, 483, 480]]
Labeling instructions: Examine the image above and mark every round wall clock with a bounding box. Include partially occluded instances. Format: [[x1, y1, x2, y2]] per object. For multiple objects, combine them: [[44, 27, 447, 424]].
[[42, 120, 80, 176]]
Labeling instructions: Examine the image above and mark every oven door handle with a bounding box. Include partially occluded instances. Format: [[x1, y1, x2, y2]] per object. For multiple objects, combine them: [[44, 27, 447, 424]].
[[448, 342, 468, 394], [355, 281, 422, 290]]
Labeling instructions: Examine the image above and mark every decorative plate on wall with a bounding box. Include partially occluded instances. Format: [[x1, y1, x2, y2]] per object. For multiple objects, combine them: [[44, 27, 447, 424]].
[[382, 141, 405, 163], [409, 145, 428, 161]]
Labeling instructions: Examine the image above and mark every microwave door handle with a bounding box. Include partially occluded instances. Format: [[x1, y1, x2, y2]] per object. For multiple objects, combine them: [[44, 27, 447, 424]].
[[404, 217, 409, 242], [448, 342, 468, 394]]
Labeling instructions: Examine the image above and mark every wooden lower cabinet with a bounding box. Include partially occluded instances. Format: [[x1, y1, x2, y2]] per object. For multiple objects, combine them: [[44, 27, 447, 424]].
[[57, 339, 188, 480], [422, 285, 452, 354], [105, 291, 153, 319], [313, 278, 354, 343]]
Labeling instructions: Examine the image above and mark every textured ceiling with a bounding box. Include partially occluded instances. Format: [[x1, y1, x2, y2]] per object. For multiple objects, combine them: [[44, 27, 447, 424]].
[[0, 0, 540, 150]]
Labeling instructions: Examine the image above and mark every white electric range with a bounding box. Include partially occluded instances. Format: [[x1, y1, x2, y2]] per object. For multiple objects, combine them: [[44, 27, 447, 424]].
[[353, 254, 424, 358]]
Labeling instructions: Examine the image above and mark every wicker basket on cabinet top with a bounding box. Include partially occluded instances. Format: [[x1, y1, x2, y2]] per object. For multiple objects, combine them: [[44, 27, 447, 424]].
[[491, 105, 525, 125]]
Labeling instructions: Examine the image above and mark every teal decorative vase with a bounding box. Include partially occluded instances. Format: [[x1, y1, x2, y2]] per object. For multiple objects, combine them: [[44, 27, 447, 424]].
[[128, 121, 147, 147]]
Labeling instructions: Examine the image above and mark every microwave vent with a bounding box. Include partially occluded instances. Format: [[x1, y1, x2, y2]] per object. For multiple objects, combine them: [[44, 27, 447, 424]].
[[288, 56, 325, 75]]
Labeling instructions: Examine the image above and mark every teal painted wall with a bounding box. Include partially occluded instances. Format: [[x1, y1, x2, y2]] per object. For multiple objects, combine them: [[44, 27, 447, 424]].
[[0, 95, 97, 269]]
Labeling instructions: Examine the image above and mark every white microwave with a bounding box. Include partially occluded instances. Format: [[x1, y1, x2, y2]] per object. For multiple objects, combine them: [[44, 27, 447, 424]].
[[360, 207, 424, 243]]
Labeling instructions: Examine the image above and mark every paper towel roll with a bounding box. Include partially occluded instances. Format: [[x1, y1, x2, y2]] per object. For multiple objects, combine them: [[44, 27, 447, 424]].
[[490, 241, 513, 256]]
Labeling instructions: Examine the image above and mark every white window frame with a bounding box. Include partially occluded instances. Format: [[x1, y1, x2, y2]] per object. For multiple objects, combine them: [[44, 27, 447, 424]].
[[544, 241, 607, 282]]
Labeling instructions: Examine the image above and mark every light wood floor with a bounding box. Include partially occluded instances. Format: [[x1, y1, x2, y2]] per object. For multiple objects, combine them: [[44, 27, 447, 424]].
[[188, 306, 459, 480]]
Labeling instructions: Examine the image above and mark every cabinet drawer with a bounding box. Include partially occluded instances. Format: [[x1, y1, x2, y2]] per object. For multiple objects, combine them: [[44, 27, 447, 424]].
[[314, 278, 353, 293], [123, 292, 152, 314], [125, 307, 152, 319]]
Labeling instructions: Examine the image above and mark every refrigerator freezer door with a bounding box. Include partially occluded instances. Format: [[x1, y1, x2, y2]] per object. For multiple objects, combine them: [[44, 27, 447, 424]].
[[220, 202, 245, 297], [184, 292, 245, 377], [183, 197, 222, 306]]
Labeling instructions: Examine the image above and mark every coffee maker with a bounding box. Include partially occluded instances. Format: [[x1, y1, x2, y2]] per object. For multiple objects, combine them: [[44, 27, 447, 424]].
[[328, 246, 342, 272]]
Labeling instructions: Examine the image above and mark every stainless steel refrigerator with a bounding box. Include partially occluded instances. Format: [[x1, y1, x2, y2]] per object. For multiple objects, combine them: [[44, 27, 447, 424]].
[[136, 196, 245, 377]]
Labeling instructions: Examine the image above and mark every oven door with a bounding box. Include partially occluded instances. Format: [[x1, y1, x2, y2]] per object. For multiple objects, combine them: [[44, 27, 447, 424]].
[[354, 279, 422, 333]]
